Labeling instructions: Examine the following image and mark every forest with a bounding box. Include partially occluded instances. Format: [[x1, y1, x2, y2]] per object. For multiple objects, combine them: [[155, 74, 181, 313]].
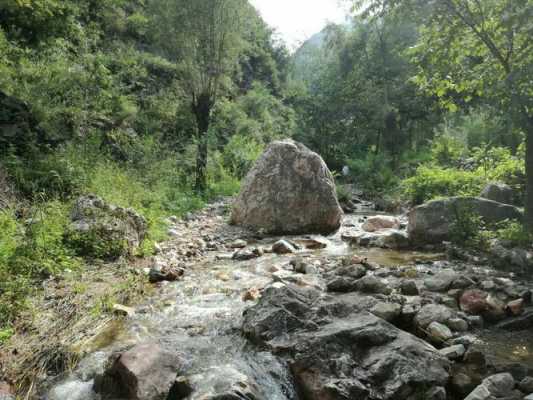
[[0, 0, 532, 398]]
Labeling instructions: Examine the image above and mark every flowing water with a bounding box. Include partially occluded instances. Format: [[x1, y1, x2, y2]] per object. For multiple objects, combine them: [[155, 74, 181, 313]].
[[43, 210, 533, 399]]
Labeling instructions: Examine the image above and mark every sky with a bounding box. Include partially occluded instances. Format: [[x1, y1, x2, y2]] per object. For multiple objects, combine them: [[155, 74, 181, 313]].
[[249, 0, 350, 50]]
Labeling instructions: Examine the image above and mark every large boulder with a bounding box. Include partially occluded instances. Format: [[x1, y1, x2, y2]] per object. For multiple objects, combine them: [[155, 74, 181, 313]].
[[242, 284, 450, 400], [94, 342, 182, 400], [480, 182, 515, 205], [408, 197, 522, 245], [65, 195, 147, 259], [231, 139, 343, 234]]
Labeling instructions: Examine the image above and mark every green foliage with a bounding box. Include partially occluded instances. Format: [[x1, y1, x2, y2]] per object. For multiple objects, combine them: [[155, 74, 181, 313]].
[[220, 134, 264, 179], [403, 166, 484, 205], [345, 153, 400, 195], [494, 221, 533, 248], [449, 204, 487, 249], [430, 135, 466, 168]]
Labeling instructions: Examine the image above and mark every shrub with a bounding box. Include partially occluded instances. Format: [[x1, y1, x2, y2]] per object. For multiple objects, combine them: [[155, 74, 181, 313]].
[[345, 153, 399, 195], [430, 134, 466, 167], [494, 221, 533, 248], [449, 203, 487, 249], [221, 134, 263, 179], [402, 165, 484, 205]]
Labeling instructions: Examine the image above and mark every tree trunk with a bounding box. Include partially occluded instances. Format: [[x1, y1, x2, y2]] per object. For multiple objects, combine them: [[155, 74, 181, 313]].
[[525, 124, 533, 232], [192, 93, 213, 193]]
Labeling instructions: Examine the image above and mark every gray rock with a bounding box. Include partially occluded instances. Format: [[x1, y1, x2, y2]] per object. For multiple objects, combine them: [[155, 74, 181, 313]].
[[242, 284, 450, 400], [66, 195, 147, 259], [370, 301, 402, 322], [465, 373, 516, 400], [481, 182, 514, 205], [400, 280, 419, 296], [362, 215, 400, 232], [94, 342, 183, 400], [408, 197, 522, 245], [355, 275, 392, 295], [231, 139, 343, 234], [272, 239, 297, 254], [425, 271, 458, 292], [427, 386, 447, 400], [439, 344, 466, 360], [519, 376, 533, 393], [415, 304, 453, 329], [447, 317, 469, 332]]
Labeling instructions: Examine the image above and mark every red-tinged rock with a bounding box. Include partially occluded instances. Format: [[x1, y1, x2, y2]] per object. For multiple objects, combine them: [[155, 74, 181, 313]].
[[506, 298, 525, 316], [460, 289, 489, 315]]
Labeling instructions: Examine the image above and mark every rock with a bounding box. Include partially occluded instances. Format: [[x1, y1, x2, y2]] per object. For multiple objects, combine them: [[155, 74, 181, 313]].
[[370, 301, 402, 322], [460, 290, 490, 315], [94, 342, 183, 399], [496, 309, 533, 330], [343, 229, 409, 250], [242, 284, 450, 400], [415, 304, 453, 329], [231, 139, 343, 235], [327, 276, 359, 293], [228, 239, 247, 249], [467, 315, 484, 328], [169, 365, 260, 400], [464, 373, 516, 400], [525, 394, 533, 400], [519, 377, 533, 393], [425, 271, 458, 292], [480, 182, 514, 205], [335, 264, 367, 279], [362, 215, 400, 232], [427, 386, 447, 400], [66, 195, 147, 259], [149, 264, 184, 283], [447, 317, 469, 332], [272, 239, 297, 254], [0, 381, 14, 400], [408, 197, 522, 245], [427, 321, 453, 342], [439, 344, 466, 360], [232, 248, 262, 261], [112, 304, 135, 317], [400, 280, 419, 296], [296, 237, 328, 250], [506, 298, 525, 316], [355, 275, 392, 295]]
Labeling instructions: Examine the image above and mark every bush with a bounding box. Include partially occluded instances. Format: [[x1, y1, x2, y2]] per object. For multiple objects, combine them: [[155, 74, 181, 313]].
[[345, 153, 399, 195], [449, 203, 487, 249], [402, 165, 484, 205], [221, 134, 263, 179], [494, 221, 533, 248], [430, 135, 466, 167]]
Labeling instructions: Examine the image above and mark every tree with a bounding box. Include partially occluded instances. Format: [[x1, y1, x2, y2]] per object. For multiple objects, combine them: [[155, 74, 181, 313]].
[[355, 0, 533, 229], [149, 0, 246, 191]]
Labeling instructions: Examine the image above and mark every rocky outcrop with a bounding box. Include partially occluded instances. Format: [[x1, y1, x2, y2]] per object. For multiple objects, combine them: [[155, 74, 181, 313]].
[[231, 139, 343, 234], [65, 195, 147, 259], [362, 216, 400, 232], [94, 342, 182, 400], [480, 182, 515, 205], [242, 284, 450, 400], [408, 197, 522, 245]]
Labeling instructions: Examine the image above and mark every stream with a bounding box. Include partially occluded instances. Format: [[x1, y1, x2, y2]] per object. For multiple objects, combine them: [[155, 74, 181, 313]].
[[43, 208, 533, 400]]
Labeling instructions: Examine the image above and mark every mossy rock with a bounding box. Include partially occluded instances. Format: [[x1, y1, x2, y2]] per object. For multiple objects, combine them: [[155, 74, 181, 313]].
[[65, 195, 147, 259]]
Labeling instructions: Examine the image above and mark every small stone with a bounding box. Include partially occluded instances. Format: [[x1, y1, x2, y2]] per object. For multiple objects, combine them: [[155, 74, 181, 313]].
[[439, 344, 466, 360], [112, 304, 135, 317], [426, 386, 446, 400], [298, 237, 328, 250], [400, 280, 419, 296], [425, 271, 458, 292], [167, 228, 180, 237], [466, 315, 484, 328], [415, 304, 453, 328], [336, 264, 367, 279], [427, 321, 453, 342], [233, 248, 261, 261], [272, 240, 298, 255], [355, 275, 391, 295]]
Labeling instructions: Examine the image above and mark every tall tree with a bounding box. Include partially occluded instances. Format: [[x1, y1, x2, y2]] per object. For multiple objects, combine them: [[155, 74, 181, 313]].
[[355, 0, 533, 229], [149, 0, 246, 191]]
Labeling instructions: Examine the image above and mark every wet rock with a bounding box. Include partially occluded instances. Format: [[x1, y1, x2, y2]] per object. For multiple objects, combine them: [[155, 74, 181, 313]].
[[361, 215, 400, 232], [342, 229, 409, 250], [400, 280, 419, 296], [94, 342, 182, 400], [272, 239, 297, 255], [480, 182, 514, 205], [496, 309, 533, 330], [427, 321, 453, 342], [242, 288, 260, 302], [327, 276, 358, 293], [169, 365, 260, 400], [370, 301, 402, 322], [242, 284, 450, 400], [231, 139, 343, 235], [297, 237, 328, 250], [408, 197, 522, 245], [414, 304, 453, 329], [66, 195, 147, 259], [335, 264, 367, 279], [427, 386, 447, 400], [439, 344, 466, 360], [464, 373, 516, 400]]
